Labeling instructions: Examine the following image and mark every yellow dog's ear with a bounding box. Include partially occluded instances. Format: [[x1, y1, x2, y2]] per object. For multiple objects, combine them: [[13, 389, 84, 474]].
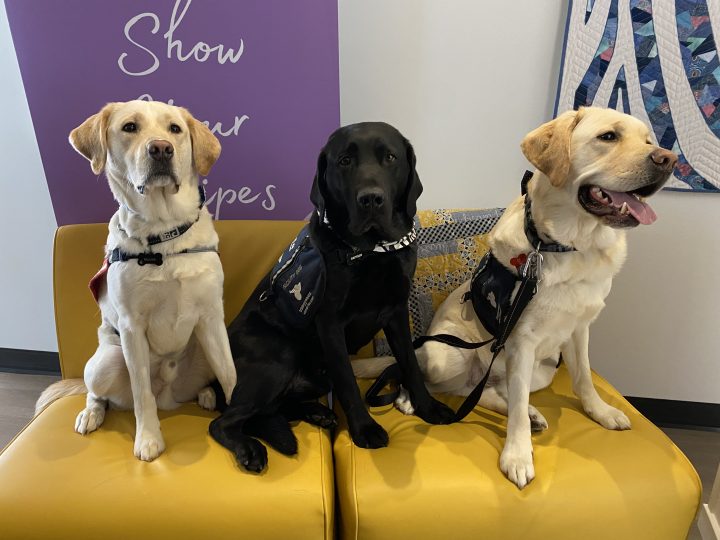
[[521, 109, 584, 187], [69, 103, 117, 175], [181, 108, 221, 176]]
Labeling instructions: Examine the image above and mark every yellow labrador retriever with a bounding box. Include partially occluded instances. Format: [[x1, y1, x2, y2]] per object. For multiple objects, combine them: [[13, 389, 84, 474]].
[[37, 100, 236, 461], [353, 107, 677, 488]]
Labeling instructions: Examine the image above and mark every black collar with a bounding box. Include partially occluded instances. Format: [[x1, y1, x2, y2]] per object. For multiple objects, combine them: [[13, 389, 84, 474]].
[[145, 185, 206, 246], [110, 185, 212, 266], [521, 171, 576, 253], [109, 245, 217, 266], [315, 210, 417, 264]]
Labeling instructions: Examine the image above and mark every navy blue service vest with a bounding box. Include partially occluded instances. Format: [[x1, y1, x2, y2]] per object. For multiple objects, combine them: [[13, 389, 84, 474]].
[[268, 225, 326, 329]]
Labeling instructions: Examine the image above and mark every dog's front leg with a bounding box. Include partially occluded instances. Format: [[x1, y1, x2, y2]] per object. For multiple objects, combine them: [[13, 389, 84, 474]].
[[384, 307, 455, 424], [316, 318, 388, 448], [562, 325, 631, 430], [499, 339, 536, 489], [195, 314, 237, 404], [119, 321, 164, 461]]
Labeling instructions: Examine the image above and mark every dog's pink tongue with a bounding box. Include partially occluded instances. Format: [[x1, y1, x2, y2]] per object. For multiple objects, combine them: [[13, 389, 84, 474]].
[[604, 189, 657, 225]]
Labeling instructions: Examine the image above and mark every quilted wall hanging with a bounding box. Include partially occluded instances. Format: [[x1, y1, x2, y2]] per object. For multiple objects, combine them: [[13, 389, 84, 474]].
[[556, 0, 720, 192]]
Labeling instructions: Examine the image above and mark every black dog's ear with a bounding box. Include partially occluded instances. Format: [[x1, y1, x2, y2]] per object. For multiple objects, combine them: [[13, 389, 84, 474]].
[[310, 150, 328, 217], [403, 139, 423, 218]]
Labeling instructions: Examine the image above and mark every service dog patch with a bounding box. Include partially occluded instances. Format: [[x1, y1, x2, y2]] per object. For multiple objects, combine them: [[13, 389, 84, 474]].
[[268, 225, 326, 328]]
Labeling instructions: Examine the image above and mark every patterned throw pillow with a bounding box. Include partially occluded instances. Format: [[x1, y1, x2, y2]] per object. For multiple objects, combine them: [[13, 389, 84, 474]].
[[373, 208, 504, 356]]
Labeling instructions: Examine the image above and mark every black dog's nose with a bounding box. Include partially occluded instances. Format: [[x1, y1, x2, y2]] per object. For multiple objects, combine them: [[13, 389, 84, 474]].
[[148, 140, 174, 161], [357, 188, 385, 209], [650, 148, 677, 172]]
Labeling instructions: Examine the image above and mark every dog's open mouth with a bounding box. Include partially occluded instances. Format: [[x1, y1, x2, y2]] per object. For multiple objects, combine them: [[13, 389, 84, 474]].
[[578, 184, 658, 227]]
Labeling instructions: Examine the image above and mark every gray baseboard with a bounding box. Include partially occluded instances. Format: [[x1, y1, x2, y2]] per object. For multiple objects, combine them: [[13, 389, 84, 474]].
[[0, 347, 60, 375]]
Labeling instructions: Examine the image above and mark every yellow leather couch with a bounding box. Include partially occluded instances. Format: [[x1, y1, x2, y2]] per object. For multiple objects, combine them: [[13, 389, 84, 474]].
[[0, 221, 701, 539]]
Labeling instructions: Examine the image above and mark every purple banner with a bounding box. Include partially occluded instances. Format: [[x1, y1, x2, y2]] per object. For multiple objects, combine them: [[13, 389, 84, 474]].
[[5, 0, 340, 224]]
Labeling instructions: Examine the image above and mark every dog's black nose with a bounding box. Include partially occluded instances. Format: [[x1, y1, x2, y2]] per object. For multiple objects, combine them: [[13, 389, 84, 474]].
[[357, 188, 385, 210], [148, 140, 174, 161], [650, 148, 677, 172]]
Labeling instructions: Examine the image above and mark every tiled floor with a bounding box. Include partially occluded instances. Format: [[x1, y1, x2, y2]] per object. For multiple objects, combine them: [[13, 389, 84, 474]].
[[1, 371, 717, 538]]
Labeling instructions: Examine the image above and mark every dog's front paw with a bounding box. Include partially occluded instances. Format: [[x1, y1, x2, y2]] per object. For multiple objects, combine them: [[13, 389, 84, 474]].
[[414, 397, 455, 425], [586, 402, 631, 430], [134, 431, 165, 461], [75, 407, 105, 435], [235, 437, 268, 473], [197, 386, 216, 410], [350, 419, 389, 449], [500, 442, 535, 489]]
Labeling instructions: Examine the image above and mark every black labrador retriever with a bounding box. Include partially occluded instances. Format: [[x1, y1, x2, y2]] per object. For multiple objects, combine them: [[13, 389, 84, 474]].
[[209, 122, 454, 472]]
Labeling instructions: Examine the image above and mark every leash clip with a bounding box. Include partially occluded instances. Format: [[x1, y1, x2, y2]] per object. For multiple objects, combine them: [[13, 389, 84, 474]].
[[522, 249, 543, 282]]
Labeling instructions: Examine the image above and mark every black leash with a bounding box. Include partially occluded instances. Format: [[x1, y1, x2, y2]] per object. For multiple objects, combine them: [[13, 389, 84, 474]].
[[366, 253, 540, 420], [365, 170, 563, 420]]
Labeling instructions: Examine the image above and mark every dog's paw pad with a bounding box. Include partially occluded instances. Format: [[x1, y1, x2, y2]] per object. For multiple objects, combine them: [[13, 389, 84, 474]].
[[75, 407, 104, 435], [235, 438, 268, 473], [308, 410, 337, 429], [134, 433, 165, 461], [529, 407, 548, 432], [197, 387, 216, 410], [500, 445, 535, 489]]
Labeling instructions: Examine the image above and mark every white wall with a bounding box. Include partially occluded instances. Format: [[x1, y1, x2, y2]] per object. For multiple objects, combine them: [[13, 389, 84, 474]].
[[2, 0, 718, 404], [0, 0, 57, 352]]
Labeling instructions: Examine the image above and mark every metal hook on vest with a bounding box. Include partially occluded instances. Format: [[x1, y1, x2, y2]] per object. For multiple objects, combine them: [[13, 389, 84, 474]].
[[522, 248, 544, 283]]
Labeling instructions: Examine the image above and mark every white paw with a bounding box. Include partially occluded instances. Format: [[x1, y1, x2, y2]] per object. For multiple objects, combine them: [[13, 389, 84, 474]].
[[500, 443, 535, 489], [134, 431, 165, 461], [394, 387, 415, 415], [529, 406, 548, 432], [75, 407, 105, 434], [197, 387, 216, 410], [586, 402, 631, 430]]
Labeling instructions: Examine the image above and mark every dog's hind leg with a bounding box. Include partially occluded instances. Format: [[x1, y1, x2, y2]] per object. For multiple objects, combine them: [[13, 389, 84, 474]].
[[209, 354, 296, 472], [209, 408, 270, 473], [244, 413, 298, 456], [76, 338, 131, 434]]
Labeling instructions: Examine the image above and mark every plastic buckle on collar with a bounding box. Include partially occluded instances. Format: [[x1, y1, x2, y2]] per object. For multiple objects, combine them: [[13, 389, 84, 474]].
[[137, 252, 163, 266]]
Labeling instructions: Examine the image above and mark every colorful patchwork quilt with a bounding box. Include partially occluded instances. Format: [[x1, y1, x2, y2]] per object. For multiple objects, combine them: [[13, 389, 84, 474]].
[[373, 208, 503, 356], [556, 0, 720, 192]]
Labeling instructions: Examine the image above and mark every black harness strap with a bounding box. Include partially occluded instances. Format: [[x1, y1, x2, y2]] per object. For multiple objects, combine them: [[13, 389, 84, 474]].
[[365, 271, 538, 418], [365, 170, 570, 420]]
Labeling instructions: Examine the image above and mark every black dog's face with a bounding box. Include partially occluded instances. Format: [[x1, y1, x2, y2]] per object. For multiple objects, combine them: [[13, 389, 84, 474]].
[[311, 122, 422, 244]]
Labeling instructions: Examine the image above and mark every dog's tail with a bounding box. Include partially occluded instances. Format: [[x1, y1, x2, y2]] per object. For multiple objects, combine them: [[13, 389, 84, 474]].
[[351, 356, 397, 378], [35, 379, 87, 416]]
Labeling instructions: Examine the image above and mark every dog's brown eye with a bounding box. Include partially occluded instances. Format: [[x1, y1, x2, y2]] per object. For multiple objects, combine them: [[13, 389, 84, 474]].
[[122, 122, 137, 133], [338, 156, 352, 167], [386, 153, 397, 162], [170, 124, 182, 134], [598, 132, 617, 141]]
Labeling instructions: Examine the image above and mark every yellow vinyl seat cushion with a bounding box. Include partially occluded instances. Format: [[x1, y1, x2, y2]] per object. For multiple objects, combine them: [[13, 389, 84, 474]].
[[0, 221, 334, 540], [335, 372, 701, 540]]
